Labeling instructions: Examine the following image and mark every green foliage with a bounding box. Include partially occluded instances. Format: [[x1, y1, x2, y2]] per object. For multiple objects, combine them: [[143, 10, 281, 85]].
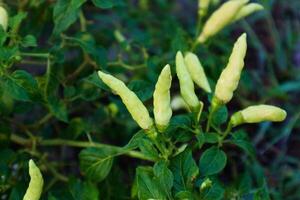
[[1, 0, 299, 199], [199, 146, 227, 176]]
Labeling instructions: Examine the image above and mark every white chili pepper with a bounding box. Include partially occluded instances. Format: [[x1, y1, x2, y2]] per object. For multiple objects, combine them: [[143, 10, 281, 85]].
[[175, 51, 200, 112], [198, 0, 211, 17], [184, 52, 211, 93], [153, 64, 172, 132], [230, 105, 287, 127], [0, 6, 8, 31], [233, 3, 264, 22], [98, 71, 153, 130], [23, 160, 44, 200], [213, 33, 247, 105], [198, 0, 249, 43]]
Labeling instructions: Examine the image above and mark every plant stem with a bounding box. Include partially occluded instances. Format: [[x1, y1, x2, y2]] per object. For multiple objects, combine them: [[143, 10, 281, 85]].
[[20, 52, 50, 58], [206, 99, 221, 132], [10, 134, 154, 162], [222, 123, 233, 140], [206, 107, 215, 132], [79, 10, 87, 32]]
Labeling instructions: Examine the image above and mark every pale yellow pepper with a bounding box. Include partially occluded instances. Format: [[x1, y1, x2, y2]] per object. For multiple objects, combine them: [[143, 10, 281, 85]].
[[0, 6, 8, 31], [230, 105, 287, 127], [153, 64, 172, 132], [98, 71, 153, 130], [198, 0, 211, 17], [233, 3, 264, 22], [198, 0, 248, 43], [175, 51, 200, 112], [23, 160, 44, 200], [213, 33, 247, 105], [184, 52, 211, 93]]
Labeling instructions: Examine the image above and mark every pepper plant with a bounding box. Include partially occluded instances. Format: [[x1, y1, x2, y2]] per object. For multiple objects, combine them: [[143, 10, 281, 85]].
[[0, 0, 290, 199]]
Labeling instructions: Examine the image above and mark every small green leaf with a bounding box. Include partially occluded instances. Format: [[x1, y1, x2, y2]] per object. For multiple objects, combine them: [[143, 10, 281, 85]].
[[47, 96, 68, 122], [230, 138, 256, 158], [3, 70, 41, 102], [200, 181, 224, 200], [124, 130, 147, 150], [229, 130, 256, 158], [9, 12, 27, 32], [170, 149, 199, 193], [153, 161, 174, 198], [64, 34, 107, 66], [199, 146, 227, 176], [21, 35, 37, 47], [83, 72, 108, 90], [53, 0, 87, 36], [79, 147, 120, 182], [196, 132, 205, 148], [175, 191, 195, 200], [92, 0, 124, 9], [205, 132, 219, 144], [212, 105, 228, 126], [136, 166, 166, 200], [128, 80, 154, 101], [69, 179, 99, 200], [138, 139, 159, 161], [65, 118, 87, 139]]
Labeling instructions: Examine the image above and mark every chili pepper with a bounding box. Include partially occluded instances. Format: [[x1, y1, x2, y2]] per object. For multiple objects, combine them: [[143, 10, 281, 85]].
[[184, 52, 211, 93], [213, 33, 247, 106], [171, 94, 189, 111], [198, 0, 211, 17], [153, 64, 172, 132], [198, 0, 248, 43], [23, 160, 44, 200], [0, 6, 8, 31], [233, 3, 264, 22], [98, 71, 153, 130], [175, 51, 200, 112], [230, 105, 287, 127]]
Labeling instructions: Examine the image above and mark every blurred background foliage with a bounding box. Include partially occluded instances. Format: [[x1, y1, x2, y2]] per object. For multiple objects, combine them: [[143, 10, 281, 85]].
[[0, 0, 299, 199]]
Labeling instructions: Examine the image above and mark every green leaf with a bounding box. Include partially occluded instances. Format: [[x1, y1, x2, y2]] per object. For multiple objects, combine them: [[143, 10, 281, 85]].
[[212, 105, 228, 126], [165, 114, 194, 142], [200, 181, 224, 200], [175, 191, 195, 200], [3, 70, 41, 102], [229, 138, 256, 158], [0, 28, 8, 45], [92, 0, 124, 9], [136, 166, 166, 200], [79, 147, 120, 182], [204, 132, 219, 144], [124, 130, 147, 150], [3, 76, 29, 101], [65, 118, 87, 139], [196, 132, 205, 148], [171, 27, 189, 52], [0, 47, 19, 67], [47, 96, 68, 122], [229, 130, 256, 158], [153, 161, 174, 198], [69, 179, 99, 200], [170, 149, 199, 193], [9, 12, 27, 32], [83, 72, 108, 90], [238, 172, 252, 195], [21, 35, 37, 47], [52, 0, 87, 36], [64, 33, 107, 66], [199, 146, 227, 176], [128, 80, 154, 101], [138, 139, 159, 161]]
